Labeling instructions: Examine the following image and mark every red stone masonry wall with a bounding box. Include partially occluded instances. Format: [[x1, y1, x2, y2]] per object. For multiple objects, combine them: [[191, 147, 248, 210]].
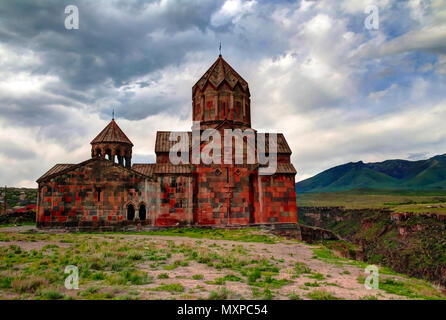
[[37, 159, 157, 229], [155, 174, 193, 226], [259, 174, 297, 224]]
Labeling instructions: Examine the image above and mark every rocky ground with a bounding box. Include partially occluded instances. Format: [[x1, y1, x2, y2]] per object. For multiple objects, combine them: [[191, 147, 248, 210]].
[[0, 226, 444, 300]]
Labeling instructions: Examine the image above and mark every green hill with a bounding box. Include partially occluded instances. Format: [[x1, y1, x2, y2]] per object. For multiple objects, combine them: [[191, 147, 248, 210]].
[[296, 154, 446, 193]]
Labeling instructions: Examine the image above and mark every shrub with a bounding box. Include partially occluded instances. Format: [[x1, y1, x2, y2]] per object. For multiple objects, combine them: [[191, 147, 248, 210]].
[[294, 262, 311, 275], [306, 289, 342, 300], [0, 275, 13, 289], [308, 273, 325, 280], [12, 277, 48, 293], [208, 287, 232, 300], [152, 283, 185, 293], [247, 268, 261, 284], [128, 251, 143, 261], [116, 269, 148, 285], [40, 290, 64, 300], [288, 293, 301, 300]]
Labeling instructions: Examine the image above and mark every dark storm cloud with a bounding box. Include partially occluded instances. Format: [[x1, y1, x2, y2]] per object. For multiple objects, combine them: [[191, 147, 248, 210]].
[[0, 0, 226, 131], [0, 0, 221, 89], [0, 94, 71, 127]]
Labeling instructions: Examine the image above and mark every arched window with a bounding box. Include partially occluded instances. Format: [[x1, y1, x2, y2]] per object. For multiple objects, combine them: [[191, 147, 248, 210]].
[[105, 149, 112, 160], [96, 148, 102, 157], [127, 204, 135, 220], [139, 204, 146, 221]]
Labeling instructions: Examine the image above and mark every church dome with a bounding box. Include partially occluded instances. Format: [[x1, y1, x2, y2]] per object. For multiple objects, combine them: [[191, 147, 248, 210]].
[[90, 119, 133, 168], [90, 119, 133, 146]]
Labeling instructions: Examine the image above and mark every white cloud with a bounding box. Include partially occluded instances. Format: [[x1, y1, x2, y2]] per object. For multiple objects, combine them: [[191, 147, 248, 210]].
[[210, 0, 256, 27]]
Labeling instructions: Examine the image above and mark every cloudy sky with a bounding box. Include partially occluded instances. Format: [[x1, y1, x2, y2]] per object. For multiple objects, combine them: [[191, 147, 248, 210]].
[[1, 0, 446, 187]]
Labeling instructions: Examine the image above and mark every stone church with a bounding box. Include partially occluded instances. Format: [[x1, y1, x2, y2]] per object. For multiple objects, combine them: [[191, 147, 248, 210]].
[[36, 55, 298, 230]]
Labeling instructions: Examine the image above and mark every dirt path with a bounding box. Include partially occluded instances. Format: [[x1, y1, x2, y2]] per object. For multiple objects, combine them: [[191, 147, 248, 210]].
[[0, 229, 432, 300]]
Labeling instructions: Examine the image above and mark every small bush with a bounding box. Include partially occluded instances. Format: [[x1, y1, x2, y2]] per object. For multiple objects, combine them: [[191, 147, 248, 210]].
[[12, 277, 48, 293], [304, 282, 320, 287], [308, 273, 325, 280], [192, 274, 204, 280], [306, 289, 342, 300], [288, 293, 301, 300], [0, 276, 13, 289], [40, 290, 64, 300], [247, 268, 261, 284], [158, 273, 169, 279], [128, 251, 143, 261], [152, 283, 185, 293], [294, 262, 311, 275], [208, 287, 232, 300]]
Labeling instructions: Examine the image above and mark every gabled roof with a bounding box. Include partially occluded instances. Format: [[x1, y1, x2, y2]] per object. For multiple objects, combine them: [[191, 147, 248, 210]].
[[37, 164, 75, 182], [155, 131, 192, 153], [193, 55, 249, 93], [132, 163, 156, 177], [259, 163, 297, 175], [263, 133, 292, 154], [132, 163, 192, 176], [154, 164, 192, 174], [37, 158, 150, 183], [91, 119, 133, 146], [155, 131, 292, 154]]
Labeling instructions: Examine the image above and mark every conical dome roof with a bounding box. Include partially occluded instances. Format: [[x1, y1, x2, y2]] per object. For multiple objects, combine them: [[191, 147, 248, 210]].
[[193, 55, 249, 93], [90, 119, 133, 146]]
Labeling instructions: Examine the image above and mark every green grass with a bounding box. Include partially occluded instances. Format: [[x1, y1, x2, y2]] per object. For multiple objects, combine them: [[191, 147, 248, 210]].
[[0, 222, 35, 228], [357, 275, 445, 300], [208, 287, 234, 300], [0, 228, 443, 300], [308, 273, 325, 280], [306, 289, 342, 300], [150, 283, 185, 293], [294, 262, 312, 276], [126, 228, 278, 243], [297, 189, 446, 213]]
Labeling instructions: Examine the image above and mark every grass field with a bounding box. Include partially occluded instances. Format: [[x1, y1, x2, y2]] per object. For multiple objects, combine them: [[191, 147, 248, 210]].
[[296, 189, 446, 214], [0, 227, 444, 300]]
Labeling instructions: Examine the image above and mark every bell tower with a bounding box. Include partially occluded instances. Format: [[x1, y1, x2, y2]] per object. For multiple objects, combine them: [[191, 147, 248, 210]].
[[192, 55, 251, 130], [90, 118, 134, 168]]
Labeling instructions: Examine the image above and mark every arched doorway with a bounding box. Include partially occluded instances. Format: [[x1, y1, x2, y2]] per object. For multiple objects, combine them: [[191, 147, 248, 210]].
[[139, 204, 146, 221], [127, 204, 135, 221]]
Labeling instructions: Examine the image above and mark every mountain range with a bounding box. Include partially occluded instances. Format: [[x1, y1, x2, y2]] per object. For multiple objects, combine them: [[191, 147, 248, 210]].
[[295, 154, 446, 193]]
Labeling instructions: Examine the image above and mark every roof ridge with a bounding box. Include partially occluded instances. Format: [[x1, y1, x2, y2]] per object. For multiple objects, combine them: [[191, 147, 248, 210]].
[[193, 55, 248, 92], [91, 119, 133, 145]]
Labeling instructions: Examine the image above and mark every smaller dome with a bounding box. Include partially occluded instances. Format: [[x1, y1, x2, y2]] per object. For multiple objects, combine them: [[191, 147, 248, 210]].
[[90, 119, 133, 146]]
